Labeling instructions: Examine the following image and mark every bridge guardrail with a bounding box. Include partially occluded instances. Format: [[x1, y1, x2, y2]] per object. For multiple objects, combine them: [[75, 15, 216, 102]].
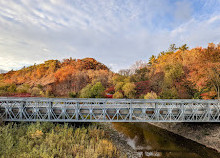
[[0, 97, 219, 122]]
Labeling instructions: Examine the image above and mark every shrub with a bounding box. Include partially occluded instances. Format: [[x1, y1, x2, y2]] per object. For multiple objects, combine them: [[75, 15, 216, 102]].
[[113, 91, 124, 99], [68, 91, 77, 98], [0, 123, 125, 158], [16, 84, 30, 93], [7, 83, 17, 93], [31, 87, 43, 96], [144, 91, 158, 99]]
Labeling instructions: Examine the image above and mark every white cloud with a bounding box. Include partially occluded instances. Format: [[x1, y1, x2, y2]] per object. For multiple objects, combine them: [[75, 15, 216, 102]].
[[0, 0, 220, 72]]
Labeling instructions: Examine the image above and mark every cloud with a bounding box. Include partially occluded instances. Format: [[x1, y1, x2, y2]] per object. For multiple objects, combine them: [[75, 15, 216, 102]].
[[0, 0, 220, 72], [174, 1, 193, 22]]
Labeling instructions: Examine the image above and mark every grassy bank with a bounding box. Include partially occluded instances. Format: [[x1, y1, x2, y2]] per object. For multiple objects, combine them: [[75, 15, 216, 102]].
[[0, 122, 126, 158]]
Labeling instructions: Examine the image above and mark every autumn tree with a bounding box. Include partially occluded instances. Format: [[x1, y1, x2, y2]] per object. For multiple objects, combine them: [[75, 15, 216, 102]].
[[206, 64, 220, 99], [122, 82, 136, 98], [168, 44, 178, 52], [144, 91, 158, 99], [113, 91, 124, 99], [178, 44, 189, 51], [148, 55, 157, 65]]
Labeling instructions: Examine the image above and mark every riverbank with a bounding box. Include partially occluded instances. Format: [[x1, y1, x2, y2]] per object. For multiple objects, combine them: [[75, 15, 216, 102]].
[[0, 122, 127, 157], [98, 122, 142, 158], [149, 122, 220, 153]]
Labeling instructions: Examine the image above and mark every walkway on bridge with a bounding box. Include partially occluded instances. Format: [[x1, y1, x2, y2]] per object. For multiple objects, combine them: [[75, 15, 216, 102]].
[[0, 97, 219, 122]]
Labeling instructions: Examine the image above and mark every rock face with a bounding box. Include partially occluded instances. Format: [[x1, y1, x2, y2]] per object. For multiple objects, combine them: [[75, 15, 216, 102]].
[[150, 122, 220, 152]]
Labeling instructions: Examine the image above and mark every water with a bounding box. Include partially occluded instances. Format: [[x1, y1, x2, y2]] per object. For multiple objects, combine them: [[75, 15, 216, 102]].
[[112, 123, 220, 158]]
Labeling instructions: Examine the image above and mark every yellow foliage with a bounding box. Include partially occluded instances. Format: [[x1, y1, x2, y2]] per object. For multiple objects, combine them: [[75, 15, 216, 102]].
[[31, 130, 44, 138]]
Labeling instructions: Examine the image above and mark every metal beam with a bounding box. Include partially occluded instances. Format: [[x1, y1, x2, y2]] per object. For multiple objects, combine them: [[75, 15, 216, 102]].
[[0, 97, 219, 122]]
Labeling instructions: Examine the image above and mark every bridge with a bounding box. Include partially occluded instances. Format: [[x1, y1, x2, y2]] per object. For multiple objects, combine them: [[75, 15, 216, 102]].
[[0, 97, 219, 122]]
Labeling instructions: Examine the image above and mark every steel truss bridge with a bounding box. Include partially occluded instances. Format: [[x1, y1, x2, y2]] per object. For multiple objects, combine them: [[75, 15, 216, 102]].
[[0, 97, 220, 122]]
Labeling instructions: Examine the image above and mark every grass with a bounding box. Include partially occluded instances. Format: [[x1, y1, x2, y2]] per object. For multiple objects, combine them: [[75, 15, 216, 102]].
[[0, 122, 126, 158]]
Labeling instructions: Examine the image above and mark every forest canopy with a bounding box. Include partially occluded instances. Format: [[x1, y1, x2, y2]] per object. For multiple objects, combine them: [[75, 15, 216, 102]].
[[0, 43, 219, 99]]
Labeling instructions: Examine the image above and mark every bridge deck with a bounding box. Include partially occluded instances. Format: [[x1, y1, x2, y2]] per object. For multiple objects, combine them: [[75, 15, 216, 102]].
[[0, 97, 219, 122]]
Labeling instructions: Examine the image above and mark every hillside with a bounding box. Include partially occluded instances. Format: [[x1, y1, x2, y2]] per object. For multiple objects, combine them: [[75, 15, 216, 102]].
[[0, 43, 219, 99], [134, 43, 220, 99], [0, 58, 112, 97], [114, 43, 220, 99]]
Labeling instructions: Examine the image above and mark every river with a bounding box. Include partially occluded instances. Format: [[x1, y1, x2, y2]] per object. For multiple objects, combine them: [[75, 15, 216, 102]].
[[112, 123, 220, 158]]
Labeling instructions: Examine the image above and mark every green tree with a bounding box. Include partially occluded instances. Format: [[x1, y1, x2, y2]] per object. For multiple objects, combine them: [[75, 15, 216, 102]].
[[69, 91, 78, 98], [90, 82, 105, 98], [160, 87, 178, 99], [79, 84, 93, 98], [79, 82, 105, 98]]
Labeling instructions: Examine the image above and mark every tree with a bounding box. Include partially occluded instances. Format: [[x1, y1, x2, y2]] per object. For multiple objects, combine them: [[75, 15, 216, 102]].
[[208, 43, 216, 49], [31, 87, 43, 96], [122, 82, 136, 98], [79, 82, 105, 98], [148, 55, 157, 65], [90, 82, 105, 98], [130, 67, 149, 82], [114, 82, 124, 91], [118, 69, 131, 76], [7, 84, 17, 93], [144, 91, 158, 99], [16, 84, 30, 93], [163, 63, 184, 86], [178, 44, 189, 51], [113, 91, 124, 99], [130, 60, 148, 74], [206, 65, 220, 99], [168, 44, 178, 52], [160, 87, 178, 99], [79, 84, 93, 98], [68, 91, 77, 98]]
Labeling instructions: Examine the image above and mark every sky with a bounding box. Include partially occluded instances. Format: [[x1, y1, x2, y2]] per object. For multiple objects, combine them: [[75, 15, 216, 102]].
[[0, 0, 220, 72]]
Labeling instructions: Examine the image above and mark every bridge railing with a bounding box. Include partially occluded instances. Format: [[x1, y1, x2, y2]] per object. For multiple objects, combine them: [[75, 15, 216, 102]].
[[0, 97, 219, 122]]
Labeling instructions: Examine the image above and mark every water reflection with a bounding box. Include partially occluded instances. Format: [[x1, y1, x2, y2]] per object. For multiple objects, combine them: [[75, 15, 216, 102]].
[[112, 123, 220, 158]]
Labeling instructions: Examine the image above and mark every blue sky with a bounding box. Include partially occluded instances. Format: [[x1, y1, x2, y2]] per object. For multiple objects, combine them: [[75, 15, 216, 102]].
[[0, 0, 220, 72]]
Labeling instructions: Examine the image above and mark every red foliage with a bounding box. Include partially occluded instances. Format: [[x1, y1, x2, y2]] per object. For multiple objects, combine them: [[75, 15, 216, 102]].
[[105, 94, 113, 98], [105, 87, 115, 94], [104, 87, 115, 98], [2, 93, 33, 97], [135, 81, 151, 97]]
